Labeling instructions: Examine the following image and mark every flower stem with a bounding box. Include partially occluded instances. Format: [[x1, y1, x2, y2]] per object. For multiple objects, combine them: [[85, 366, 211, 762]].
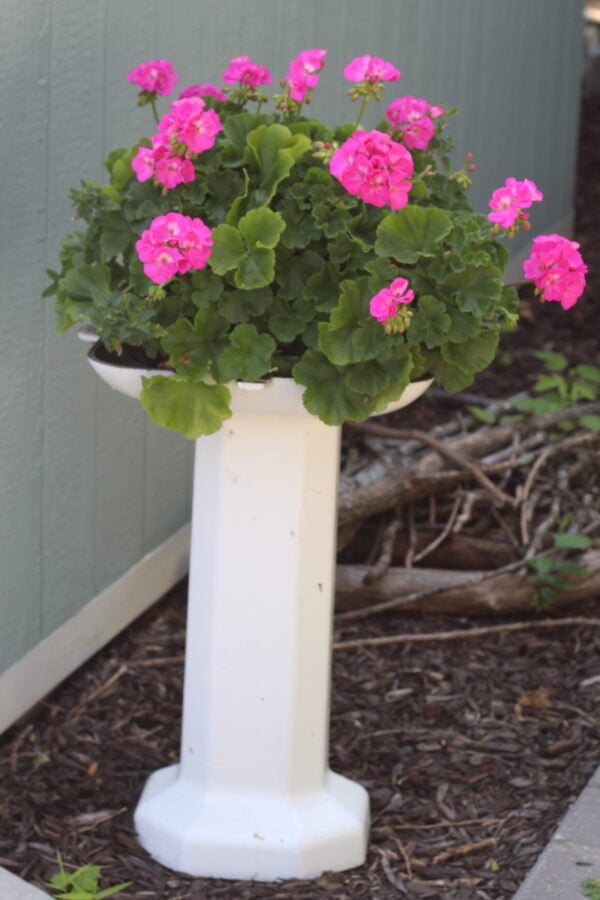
[[150, 98, 159, 125], [353, 95, 370, 130]]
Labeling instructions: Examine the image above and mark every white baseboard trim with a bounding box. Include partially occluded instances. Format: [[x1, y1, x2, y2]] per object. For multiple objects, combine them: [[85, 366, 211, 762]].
[[504, 209, 575, 283], [0, 524, 190, 737], [0, 865, 52, 898]]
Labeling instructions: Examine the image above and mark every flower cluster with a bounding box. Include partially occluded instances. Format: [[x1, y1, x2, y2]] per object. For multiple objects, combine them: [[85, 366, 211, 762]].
[[135, 212, 213, 284], [132, 134, 195, 189], [523, 235, 588, 310], [343, 55, 400, 84], [222, 55, 272, 87], [50, 49, 588, 440], [131, 96, 223, 189], [487, 177, 543, 233], [369, 277, 415, 331], [285, 48, 327, 103], [385, 95, 445, 150], [329, 129, 414, 210], [179, 83, 227, 102], [126, 59, 178, 96], [158, 97, 223, 153]]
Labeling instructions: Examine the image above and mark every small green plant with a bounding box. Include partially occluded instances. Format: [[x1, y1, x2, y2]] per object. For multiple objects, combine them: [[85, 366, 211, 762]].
[[48, 852, 131, 900], [581, 877, 600, 899], [528, 517, 593, 610], [512, 351, 600, 431]]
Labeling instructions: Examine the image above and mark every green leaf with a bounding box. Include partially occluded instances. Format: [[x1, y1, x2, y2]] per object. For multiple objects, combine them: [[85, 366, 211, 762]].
[[292, 351, 370, 425], [208, 224, 245, 275], [235, 246, 275, 290], [425, 354, 475, 392], [99, 214, 133, 259], [246, 124, 311, 205], [443, 266, 503, 316], [579, 413, 600, 432], [571, 379, 598, 402], [59, 264, 111, 303], [53, 892, 95, 899], [163, 310, 228, 374], [447, 308, 480, 343], [533, 374, 568, 397], [96, 884, 133, 899], [513, 394, 565, 415], [467, 405, 496, 424], [319, 278, 391, 365], [268, 300, 307, 342], [238, 207, 285, 249], [375, 206, 453, 263], [553, 533, 593, 550], [221, 113, 264, 166], [218, 288, 272, 323], [304, 263, 340, 312], [534, 349, 568, 371], [141, 377, 232, 438], [441, 330, 499, 375], [407, 295, 451, 349], [72, 866, 102, 891], [575, 363, 600, 384], [190, 269, 224, 308], [215, 324, 275, 382], [368, 346, 414, 413]]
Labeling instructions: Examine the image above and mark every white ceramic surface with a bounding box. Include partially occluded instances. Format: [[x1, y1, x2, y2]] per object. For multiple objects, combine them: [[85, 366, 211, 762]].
[[87, 351, 431, 880]]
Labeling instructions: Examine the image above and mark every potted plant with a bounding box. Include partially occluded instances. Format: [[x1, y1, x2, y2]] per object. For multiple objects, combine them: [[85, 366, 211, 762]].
[[46, 50, 586, 882]]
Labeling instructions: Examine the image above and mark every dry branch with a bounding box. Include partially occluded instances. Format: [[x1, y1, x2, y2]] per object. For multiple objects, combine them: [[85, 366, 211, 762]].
[[335, 548, 600, 617]]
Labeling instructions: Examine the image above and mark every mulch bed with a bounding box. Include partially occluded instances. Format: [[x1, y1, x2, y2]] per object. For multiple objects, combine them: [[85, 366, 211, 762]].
[[0, 98, 598, 900]]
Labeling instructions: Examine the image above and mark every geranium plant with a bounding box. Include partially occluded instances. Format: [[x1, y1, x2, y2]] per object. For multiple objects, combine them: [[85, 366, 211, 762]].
[[47, 51, 587, 438]]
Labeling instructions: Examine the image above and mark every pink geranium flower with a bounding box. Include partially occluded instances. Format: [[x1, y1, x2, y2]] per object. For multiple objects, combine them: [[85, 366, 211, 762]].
[[132, 134, 195, 189], [488, 177, 543, 229], [136, 213, 213, 285], [126, 59, 178, 95], [343, 55, 400, 84], [330, 130, 413, 210], [222, 55, 272, 87], [285, 48, 327, 102], [523, 234, 587, 309], [385, 95, 441, 150], [158, 97, 223, 154], [369, 277, 415, 324], [179, 83, 227, 102]]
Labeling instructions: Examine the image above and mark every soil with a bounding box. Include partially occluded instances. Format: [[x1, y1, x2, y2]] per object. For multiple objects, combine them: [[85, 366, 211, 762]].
[[0, 98, 598, 900]]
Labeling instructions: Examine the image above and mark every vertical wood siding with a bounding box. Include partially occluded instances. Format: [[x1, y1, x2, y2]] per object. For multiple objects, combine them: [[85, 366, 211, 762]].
[[0, 0, 584, 675]]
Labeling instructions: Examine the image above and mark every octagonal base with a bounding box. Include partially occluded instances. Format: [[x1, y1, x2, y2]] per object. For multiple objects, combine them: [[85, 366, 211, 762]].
[[134, 764, 369, 881]]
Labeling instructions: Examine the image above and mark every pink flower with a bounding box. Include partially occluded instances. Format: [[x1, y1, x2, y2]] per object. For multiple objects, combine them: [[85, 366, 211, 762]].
[[488, 177, 543, 228], [136, 213, 213, 285], [369, 277, 415, 323], [126, 59, 178, 95], [131, 134, 196, 189], [131, 145, 156, 182], [179, 83, 227, 102], [523, 234, 587, 309], [385, 96, 440, 150], [222, 55, 272, 87], [285, 48, 327, 101], [158, 97, 223, 154], [154, 154, 196, 189], [343, 55, 400, 84], [330, 130, 413, 210]]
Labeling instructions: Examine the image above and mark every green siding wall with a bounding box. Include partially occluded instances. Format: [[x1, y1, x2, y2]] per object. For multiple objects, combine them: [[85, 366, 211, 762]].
[[0, 0, 584, 675]]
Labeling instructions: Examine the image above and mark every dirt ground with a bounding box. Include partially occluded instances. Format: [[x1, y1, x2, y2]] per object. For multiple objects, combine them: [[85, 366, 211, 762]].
[[0, 96, 598, 900]]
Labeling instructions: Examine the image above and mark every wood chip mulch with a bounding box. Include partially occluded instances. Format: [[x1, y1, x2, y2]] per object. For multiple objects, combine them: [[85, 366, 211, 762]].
[[0, 585, 599, 900]]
